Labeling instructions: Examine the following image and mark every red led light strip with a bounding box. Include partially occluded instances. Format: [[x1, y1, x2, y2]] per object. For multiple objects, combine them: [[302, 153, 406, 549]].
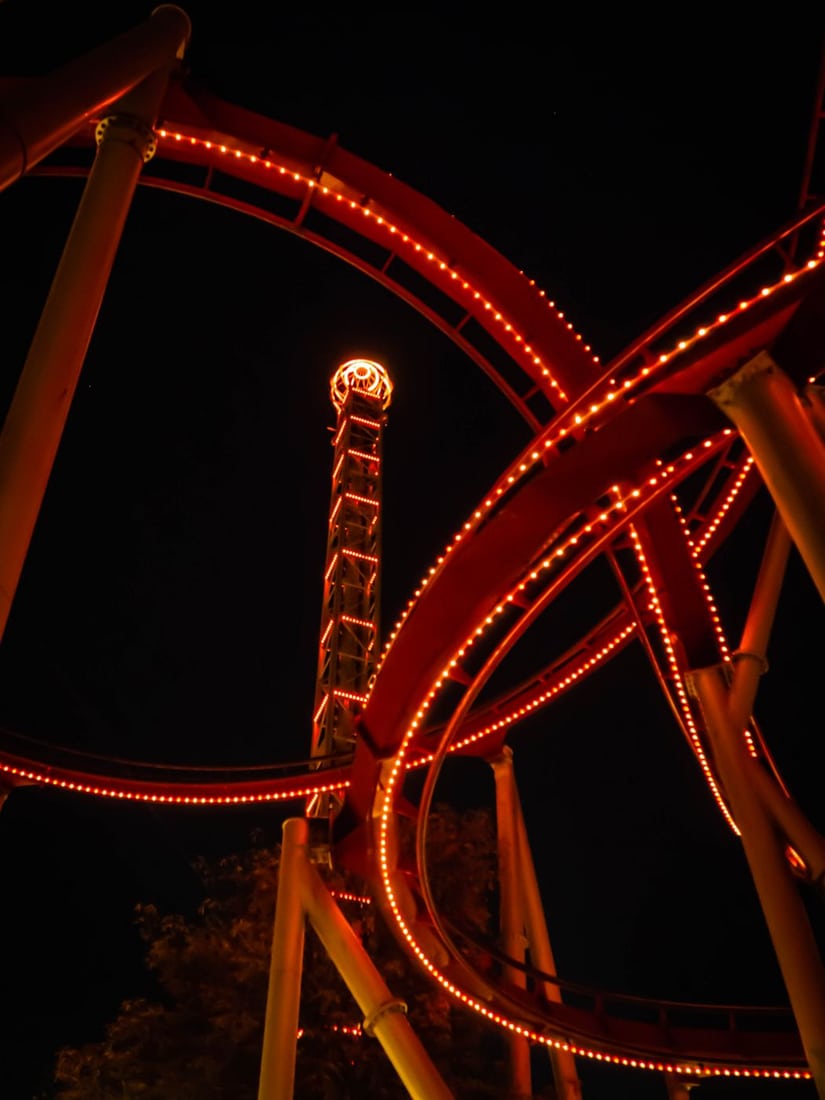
[[152, 125, 578, 403], [0, 758, 350, 805], [627, 523, 737, 833], [411, 448, 758, 765], [378, 246, 822, 671], [373, 447, 812, 1075]]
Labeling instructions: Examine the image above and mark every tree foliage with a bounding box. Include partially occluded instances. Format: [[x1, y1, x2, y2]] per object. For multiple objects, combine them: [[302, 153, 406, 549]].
[[51, 805, 536, 1099]]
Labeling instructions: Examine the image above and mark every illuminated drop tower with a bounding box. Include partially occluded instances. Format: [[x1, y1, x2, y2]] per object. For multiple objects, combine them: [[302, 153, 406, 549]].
[[307, 358, 393, 838]]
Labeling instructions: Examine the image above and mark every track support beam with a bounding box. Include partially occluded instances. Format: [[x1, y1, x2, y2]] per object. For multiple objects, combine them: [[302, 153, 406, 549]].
[[491, 749, 533, 1099], [709, 351, 825, 603], [0, 46, 184, 642], [0, 6, 191, 191], [258, 816, 453, 1100], [491, 748, 582, 1100], [688, 664, 825, 1095]]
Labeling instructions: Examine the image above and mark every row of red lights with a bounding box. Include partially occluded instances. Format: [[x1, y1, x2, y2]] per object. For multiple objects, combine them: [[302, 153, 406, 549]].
[[691, 456, 755, 557], [0, 432, 754, 804], [374, 429, 810, 1065], [375, 249, 823, 674], [152, 126, 578, 401], [140, 123, 820, 1079], [0, 760, 350, 805], [145, 125, 824, 755], [411, 448, 758, 765], [675, 493, 764, 777], [410, 623, 638, 764], [391, 430, 732, 738], [627, 522, 737, 833], [0, 408, 761, 809], [11, 127, 819, 1078], [372, 433, 815, 1075]]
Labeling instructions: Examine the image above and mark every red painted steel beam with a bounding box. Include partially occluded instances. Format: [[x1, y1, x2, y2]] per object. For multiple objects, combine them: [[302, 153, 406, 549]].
[[355, 395, 723, 767], [633, 498, 722, 670], [53, 78, 603, 410], [350, 262, 825, 821], [0, 746, 351, 806], [0, 6, 191, 190]]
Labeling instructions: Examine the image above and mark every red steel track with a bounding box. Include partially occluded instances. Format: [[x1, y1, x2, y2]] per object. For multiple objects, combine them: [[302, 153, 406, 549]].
[[3, 72, 825, 1084]]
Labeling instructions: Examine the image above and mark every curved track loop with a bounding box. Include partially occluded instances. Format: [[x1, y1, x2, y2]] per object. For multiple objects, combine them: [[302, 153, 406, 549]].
[[354, 259, 825, 1075], [5, 75, 825, 1082]]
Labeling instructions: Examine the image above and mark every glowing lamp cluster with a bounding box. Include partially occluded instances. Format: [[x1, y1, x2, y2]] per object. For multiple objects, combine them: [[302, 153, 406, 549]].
[[330, 358, 393, 413]]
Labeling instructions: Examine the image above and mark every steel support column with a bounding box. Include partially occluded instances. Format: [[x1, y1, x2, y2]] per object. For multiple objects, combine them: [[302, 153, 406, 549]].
[[259, 817, 453, 1099], [490, 749, 533, 1099], [0, 54, 183, 642], [298, 819, 454, 1100], [723, 509, 825, 881], [258, 818, 307, 1100], [510, 765, 582, 1100], [727, 510, 791, 731], [688, 664, 825, 1094], [0, 6, 191, 190], [709, 352, 825, 602]]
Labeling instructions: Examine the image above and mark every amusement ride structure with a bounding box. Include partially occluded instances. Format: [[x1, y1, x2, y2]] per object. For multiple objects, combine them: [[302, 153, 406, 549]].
[[2, 6, 825, 1097]]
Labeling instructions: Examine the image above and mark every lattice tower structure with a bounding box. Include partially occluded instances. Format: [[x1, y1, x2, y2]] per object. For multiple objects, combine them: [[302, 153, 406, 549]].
[[307, 359, 392, 828]]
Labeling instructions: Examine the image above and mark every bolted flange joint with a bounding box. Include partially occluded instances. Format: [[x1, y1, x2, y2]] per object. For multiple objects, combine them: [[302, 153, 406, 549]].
[[95, 114, 158, 162], [362, 997, 407, 1037], [731, 648, 769, 675]]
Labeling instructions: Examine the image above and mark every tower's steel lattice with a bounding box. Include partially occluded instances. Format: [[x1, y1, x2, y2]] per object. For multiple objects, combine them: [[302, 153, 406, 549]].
[[307, 359, 393, 826]]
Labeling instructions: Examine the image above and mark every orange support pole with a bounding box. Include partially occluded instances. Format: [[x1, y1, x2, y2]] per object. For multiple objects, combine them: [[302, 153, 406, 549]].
[[490, 750, 533, 1099], [727, 510, 791, 732], [0, 6, 191, 191], [494, 749, 583, 1100], [721, 510, 825, 883], [689, 664, 825, 1094], [0, 24, 188, 643], [258, 818, 307, 1100], [709, 352, 825, 603], [299, 833, 454, 1100], [259, 817, 453, 1100]]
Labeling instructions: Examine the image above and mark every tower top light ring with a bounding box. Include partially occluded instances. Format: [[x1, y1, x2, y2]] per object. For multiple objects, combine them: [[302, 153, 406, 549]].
[[331, 359, 393, 413]]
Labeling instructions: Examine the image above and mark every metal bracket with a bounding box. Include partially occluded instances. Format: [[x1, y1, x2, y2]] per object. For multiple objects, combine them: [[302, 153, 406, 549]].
[[362, 997, 407, 1037], [95, 114, 158, 162], [731, 648, 769, 675]]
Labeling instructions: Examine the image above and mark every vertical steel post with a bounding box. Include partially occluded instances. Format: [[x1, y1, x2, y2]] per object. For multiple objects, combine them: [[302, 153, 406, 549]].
[[510, 769, 582, 1100], [689, 664, 825, 1094], [490, 749, 533, 1099], [493, 748, 582, 1100], [727, 510, 791, 731], [708, 352, 825, 602], [257, 818, 307, 1100], [0, 53, 183, 643], [300, 842, 454, 1100], [0, 6, 191, 190], [721, 509, 825, 876]]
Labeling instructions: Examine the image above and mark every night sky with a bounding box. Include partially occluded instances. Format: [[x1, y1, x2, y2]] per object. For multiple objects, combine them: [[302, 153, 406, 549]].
[[1, 4, 825, 1098]]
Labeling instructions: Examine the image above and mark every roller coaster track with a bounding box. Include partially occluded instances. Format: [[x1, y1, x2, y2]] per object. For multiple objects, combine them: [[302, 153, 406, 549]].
[[3, 50, 825, 1085]]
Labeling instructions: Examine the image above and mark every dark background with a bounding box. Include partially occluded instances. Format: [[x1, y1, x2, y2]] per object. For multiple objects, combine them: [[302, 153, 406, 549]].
[[1, 3, 825, 1097]]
